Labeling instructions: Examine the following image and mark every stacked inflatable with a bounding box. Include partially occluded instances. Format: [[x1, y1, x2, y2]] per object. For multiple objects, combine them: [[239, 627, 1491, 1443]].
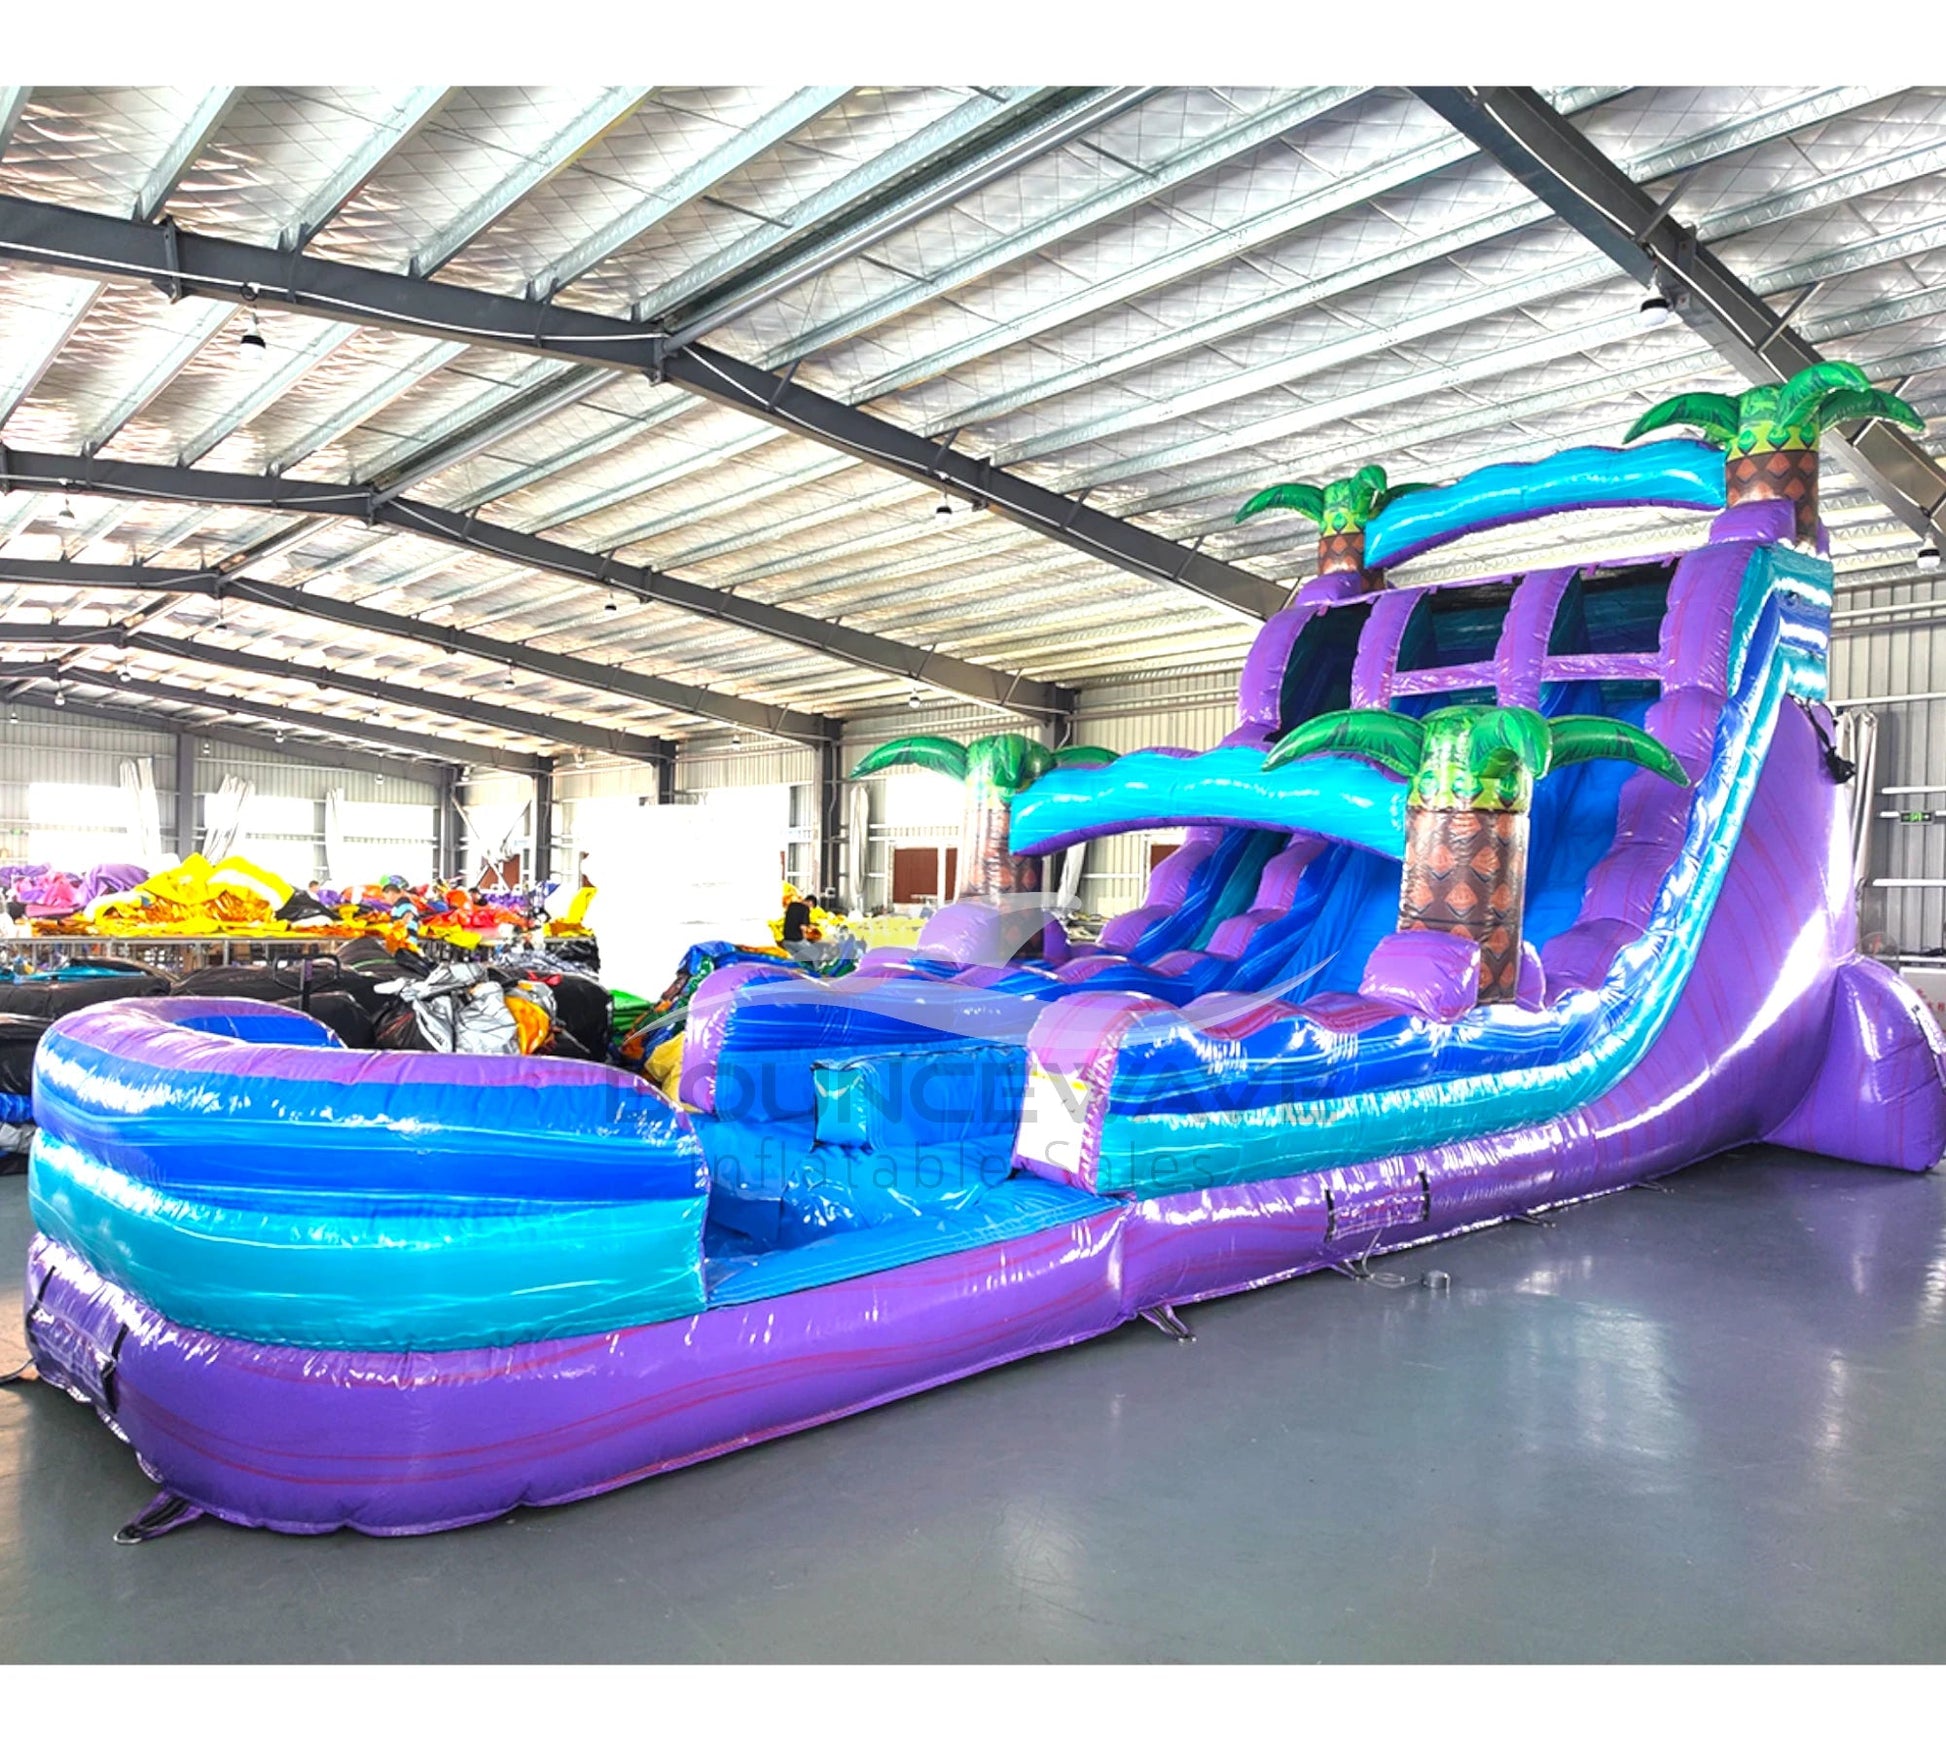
[[20, 374, 1946, 1537]]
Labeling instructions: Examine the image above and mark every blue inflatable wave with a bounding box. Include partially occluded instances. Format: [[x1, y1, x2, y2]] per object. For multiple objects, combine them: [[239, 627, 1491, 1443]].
[[28, 998, 708, 1349]]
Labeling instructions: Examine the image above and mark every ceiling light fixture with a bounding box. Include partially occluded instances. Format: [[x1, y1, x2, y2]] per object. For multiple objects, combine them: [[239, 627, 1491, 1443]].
[[57, 497, 78, 528], [53, 685, 67, 707], [732, 729, 743, 749], [1918, 543, 1942, 573], [908, 686, 921, 710], [117, 664, 133, 682], [934, 494, 952, 519], [237, 307, 269, 368], [505, 660, 518, 687], [274, 728, 286, 745], [1637, 268, 1680, 330], [604, 591, 619, 614]]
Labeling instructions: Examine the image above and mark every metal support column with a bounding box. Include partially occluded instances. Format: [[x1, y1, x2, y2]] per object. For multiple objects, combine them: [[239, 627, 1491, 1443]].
[[436, 766, 463, 882], [173, 730, 198, 860], [655, 752, 676, 806], [532, 764, 555, 887], [816, 737, 845, 900]]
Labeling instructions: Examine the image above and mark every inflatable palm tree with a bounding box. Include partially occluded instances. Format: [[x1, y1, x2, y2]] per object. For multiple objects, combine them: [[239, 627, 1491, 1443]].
[[1266, 705, 1688, 1002], [1624, 361, 1924, 548], [851, 733, 1117, 900], [1235, 464, 1434, 588]]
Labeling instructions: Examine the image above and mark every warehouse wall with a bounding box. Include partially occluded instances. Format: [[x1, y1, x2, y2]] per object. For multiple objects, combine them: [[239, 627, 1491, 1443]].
[[0, 701, 179, 866], [1831, 576, 1946, 955], [838, 674, 1247, 919], [2, 699, 442, 883]]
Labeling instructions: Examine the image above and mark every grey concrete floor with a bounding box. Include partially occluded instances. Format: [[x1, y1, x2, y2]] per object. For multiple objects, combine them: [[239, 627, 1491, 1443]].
[[3, 1147, 1945, 1663]]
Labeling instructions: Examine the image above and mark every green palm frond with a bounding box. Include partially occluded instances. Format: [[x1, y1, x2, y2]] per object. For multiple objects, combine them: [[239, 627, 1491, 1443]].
[[1624, 392, 1741, 448], [1373, 481, 1438, 515], [1776, 361, 1871, 430], [1235, 482, 1326, 525], [972, 733, 1058, 795], [1263, 708, 1424, 779], [1345, 464, 1389, 525], [1464, 707, 1553, 784], [1547, 716, 1689, 785], [1810, 385, 1926, 435], [849, 735, 969, 784], [1050, 745, 1119, 770]]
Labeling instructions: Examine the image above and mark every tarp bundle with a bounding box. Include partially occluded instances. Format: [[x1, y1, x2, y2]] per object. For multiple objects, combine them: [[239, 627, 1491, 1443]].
[[372, 963, 565, 1056]]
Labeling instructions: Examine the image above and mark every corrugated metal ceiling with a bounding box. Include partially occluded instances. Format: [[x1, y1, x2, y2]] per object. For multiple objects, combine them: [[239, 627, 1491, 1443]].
[[0, 83, 1941, 767]]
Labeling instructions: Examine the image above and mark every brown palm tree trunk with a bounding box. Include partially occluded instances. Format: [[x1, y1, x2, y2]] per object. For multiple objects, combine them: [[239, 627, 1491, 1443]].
[[1396, 806, 1529, 1003], [1317, 528, 1383, 592], [1725, 447, 1819, 547], [957, 790, 1040, 900]]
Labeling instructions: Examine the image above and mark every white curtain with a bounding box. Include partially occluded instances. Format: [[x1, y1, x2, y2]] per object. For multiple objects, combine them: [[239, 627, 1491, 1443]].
[[846, 783, 871, 914], [1836, 709, 1879, 902], [117, 757, 164, 869], [456, 792, 529, 886], [323, 787, 348, 885], [201, 774, 254, 863], [1056, 843, 1086, 914]]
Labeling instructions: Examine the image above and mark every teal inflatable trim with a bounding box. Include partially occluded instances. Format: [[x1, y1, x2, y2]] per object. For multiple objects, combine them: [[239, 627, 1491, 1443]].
[[1364, 440, 1725, 571], [1010, 747, 1408, 860], [28, 1130, 710, 1350]]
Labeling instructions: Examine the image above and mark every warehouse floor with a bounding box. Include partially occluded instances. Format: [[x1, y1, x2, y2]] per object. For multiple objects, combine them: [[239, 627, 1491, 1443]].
[[2, 1147, 1943, 1664]]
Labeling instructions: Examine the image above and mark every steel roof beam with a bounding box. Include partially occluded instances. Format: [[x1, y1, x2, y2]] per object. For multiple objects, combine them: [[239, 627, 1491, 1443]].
[[0, 661, 63, 685], [0, 548, 833, 746], [1041, 121, 1946, 493], [202, 88, 649, 475], [171, 92, 453, 465], [0, 447, 1070, 723], [339, 87, 855, 501], [1413, 85, 1946, 543], [0, 557, 217, 594], [0, 620, 670, 764], [414, 84, 1868, 598], [0, 659, 537, 773], [0, 194, 1278, 620], [1027, 178, 1946, 478], [652, 347, 1286, 619], [0, 679, 452, 780], [350, 91, 1112, 569], [918, 85, 1886, 434], [0, 95, 249, 451]]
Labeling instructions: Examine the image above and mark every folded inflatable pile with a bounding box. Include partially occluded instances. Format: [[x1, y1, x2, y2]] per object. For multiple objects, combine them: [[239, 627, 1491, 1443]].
[[20, 372, 1946, 1537], [18, 854, 593, 957]]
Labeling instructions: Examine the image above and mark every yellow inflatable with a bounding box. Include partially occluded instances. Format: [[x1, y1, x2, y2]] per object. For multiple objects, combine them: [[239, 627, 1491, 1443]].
[[68, 854, 324, 937]]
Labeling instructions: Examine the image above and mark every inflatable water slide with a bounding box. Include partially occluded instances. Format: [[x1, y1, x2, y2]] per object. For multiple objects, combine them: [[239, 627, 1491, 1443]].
[[18, 370, 1946, 1537]]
